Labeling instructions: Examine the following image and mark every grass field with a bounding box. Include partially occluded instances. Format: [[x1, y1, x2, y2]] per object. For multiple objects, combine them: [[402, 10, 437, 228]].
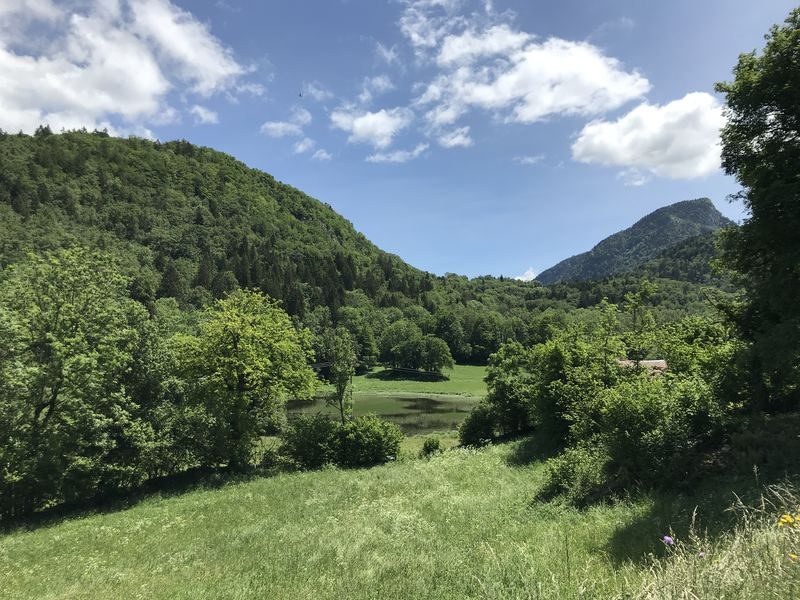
[[299, 364, 487, 435], [3, 438, 797, 599], [321, 364, 488, 397]]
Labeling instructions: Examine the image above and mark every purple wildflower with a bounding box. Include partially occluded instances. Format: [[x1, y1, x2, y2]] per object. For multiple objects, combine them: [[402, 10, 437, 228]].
[[661, 535, 674, 546]]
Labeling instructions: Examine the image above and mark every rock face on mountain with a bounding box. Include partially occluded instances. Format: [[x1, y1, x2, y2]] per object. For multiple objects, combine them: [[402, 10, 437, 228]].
[[536, 198, 735, 285]]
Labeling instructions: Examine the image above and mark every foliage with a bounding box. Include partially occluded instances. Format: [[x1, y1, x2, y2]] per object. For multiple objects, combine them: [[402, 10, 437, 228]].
[[0, 249, 152, 517], [715, 8, 800, 410], [340, 415, 403, 468], [537, 445, 611, 507], [419, 437, 442, 457], [483, 341, 535, 435], [0, 131, 732, 372], [458, 401, 496, 447], [177, 289, 316, 468], [281, 414, 402, 470], [324, 326, 358, 424], [281, 413, 341, 470]]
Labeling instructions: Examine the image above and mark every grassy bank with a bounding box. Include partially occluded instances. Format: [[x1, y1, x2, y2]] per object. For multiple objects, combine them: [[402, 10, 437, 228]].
[[321, 364, 488, 397], [3, 438, 797, 599]]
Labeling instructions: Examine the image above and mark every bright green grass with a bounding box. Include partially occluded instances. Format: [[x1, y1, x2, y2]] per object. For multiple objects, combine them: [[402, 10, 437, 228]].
[[0, 440, 770, 600], [321, 364, 488, 397], [287, 393, 479, 435]]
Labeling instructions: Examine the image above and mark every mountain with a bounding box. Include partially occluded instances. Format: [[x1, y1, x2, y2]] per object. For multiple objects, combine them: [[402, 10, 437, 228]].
[[535, 199, 735, 285], [0, 130, 432, 317]]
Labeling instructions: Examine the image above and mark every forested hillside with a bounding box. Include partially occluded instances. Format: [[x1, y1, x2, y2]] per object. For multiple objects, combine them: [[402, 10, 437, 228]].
[[536, 199, 734, 284], [0, 129, 431, 317], [0, 130, 729, 367]]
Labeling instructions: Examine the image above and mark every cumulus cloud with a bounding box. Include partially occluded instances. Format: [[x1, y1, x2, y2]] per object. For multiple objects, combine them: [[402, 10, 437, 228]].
[[190, 104, 219, 124], [302, 81, 334, 102], [0, 0, 252, 134], [399, 0, 466, 56], [311, 148, 333, 160], [416, 36, 650, 127], [293, 137, 316, 154], [260, 105, 312, 138], [366, 143, 429, 163], [358, 74, 395, 105], [331, 106, 414, 149], [571, 92, 724, 180], [437, 24, 530, 66], [376, 42, 401, 66], [129, 0, 246, 96], [436, 126, 472, 147], [312, 148, 332, 161], [513, 154, 544, 165], [515, 267, 537, 282]]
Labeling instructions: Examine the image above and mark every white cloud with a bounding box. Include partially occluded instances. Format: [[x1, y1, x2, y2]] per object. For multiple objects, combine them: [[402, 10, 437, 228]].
[[437, 24, 530, 66], [376, 42, 400, 66], [513, 154, 544, 165], [331, 106, 414, 149], [366, 143, 429, 163], [303, 81, 334, 101], [260, 105, 312, 138], [312, 148, 332, 161], [399, 0, 466, 56], [571, 92, 724, 180], [417, 36, 650, 127], [0, 0, 62, 22], [290, 106, 312, 126], [436, 126, 472, 147], [616, 168, 650, 187], [358, 74, 394, 104], [0, 0, 252, 134], [515, 267, 537, 282], [129, 0, 246, 96], [190, 104, 219, 124], [260, 121, 302, 137], [293, 137, 316, 154]]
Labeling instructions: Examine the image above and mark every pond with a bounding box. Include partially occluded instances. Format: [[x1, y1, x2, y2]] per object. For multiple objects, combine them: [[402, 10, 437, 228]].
[[286, 392, 479, 435]]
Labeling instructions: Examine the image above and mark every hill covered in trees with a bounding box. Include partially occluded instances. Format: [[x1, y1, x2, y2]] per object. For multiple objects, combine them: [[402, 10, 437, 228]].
[[536, 198, 735, 284], [0, 130, 731, 369], [0, 129, 432, 317]]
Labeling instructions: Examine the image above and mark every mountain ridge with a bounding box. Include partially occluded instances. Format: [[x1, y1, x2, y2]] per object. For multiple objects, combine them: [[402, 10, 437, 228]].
[[535, 198, 735, 285]]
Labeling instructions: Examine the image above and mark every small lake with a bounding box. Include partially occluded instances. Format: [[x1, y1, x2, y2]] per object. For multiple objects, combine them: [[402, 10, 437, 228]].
[[286, 392, 479, 435]]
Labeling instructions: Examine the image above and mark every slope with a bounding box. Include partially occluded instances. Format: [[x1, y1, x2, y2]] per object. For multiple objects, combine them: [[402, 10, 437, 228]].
[[536, 198, 734, 285]]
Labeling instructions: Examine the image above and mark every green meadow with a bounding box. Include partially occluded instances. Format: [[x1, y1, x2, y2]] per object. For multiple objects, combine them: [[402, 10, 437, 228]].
[[294, 364, 486, 435], [3, 437, 798, 600]]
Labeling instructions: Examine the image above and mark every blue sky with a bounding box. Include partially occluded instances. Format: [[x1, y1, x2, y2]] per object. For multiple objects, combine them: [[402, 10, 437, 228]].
[[1, 0, 796, 278]]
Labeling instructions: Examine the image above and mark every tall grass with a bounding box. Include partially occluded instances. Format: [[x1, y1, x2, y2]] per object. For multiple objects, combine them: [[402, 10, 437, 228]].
[[1, 440, 797, 599], [631, 484, 800, 599]]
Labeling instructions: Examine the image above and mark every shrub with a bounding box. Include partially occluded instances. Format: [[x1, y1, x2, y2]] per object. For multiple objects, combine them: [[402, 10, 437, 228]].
[[596, 374, 724, 488], [281, 414, 341, 470], [458, 402, 496, 447], [537, 445, 611, 507], [340, 415, 403, 468], [420, 437, 442, 458]]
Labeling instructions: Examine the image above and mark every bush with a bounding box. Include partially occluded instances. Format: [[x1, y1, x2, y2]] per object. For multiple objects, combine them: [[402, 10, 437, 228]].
[[596, 374, 724, 488], [420, 437, 441, 458], [282, 414, 403, 470], [537, 445, 611, 507], [340, 416, 403, 468], [458, 402, 496, 447], [281, 414, 341, 470]]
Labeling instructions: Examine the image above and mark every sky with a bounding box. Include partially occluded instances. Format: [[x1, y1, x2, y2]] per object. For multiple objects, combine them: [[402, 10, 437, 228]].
[[1, 0, 796, 279]]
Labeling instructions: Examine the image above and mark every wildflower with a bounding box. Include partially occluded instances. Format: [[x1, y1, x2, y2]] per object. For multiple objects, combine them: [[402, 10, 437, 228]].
[[661, 535, 674, 546], [788, 553, 798, 563], [697, 551, 706, 559], [778, 513, 796, 528]]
